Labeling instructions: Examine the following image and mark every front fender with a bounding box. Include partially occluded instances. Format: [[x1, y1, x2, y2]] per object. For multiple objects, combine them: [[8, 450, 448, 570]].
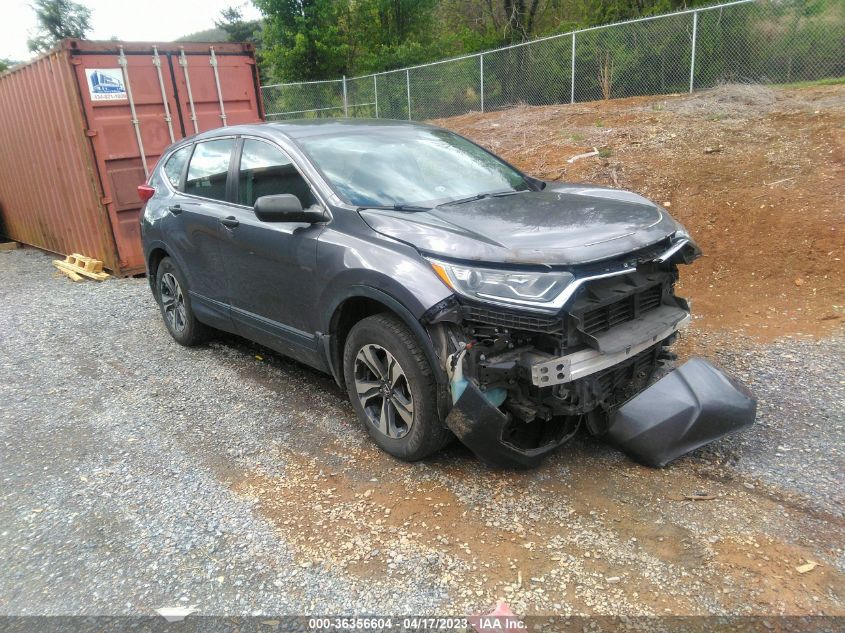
[[323, 284, 451, 386]]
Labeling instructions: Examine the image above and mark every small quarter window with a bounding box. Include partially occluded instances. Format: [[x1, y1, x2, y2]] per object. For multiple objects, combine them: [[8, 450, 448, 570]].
[[185, 139, 235, 201], [237, 139, 317, 209], [163, 145, 191, 189]]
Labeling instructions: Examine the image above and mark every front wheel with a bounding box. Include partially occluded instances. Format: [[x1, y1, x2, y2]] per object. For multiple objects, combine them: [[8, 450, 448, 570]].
[[343, 313, 451, 461]]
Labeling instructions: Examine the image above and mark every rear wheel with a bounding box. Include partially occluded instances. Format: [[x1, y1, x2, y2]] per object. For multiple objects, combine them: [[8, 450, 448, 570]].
[[343, 313, 451, 461], [155, 257, 209, 346]]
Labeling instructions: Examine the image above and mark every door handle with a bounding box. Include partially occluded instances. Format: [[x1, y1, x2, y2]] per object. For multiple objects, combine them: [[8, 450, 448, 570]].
[[168, 204, 183, 215], [220, 216, 240, 229]]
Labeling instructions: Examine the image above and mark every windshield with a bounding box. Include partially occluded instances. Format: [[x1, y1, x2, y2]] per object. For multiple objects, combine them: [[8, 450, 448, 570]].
[[296, 127, 529, 208]]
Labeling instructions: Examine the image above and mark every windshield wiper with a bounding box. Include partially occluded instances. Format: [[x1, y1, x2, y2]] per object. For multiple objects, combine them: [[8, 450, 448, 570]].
[[438, 190, 523, 208], [439, 193, 489, 207], [357, 204, 432, 212]]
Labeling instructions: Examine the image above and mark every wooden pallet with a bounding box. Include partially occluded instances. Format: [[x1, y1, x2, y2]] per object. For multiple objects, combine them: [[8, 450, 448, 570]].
[[0, 241, 19, 251], [53, 253, 111, 281]]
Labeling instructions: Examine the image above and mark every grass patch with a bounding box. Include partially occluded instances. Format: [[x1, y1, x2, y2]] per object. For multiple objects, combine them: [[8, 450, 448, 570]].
[[774, 76, 845, 89]]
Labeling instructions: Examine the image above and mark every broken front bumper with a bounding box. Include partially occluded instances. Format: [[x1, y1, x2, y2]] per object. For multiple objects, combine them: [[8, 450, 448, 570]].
[[445, 357, 756, 469]]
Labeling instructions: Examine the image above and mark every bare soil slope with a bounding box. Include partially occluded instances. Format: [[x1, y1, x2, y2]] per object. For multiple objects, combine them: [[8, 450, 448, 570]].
[[434, 84, 845, 341]]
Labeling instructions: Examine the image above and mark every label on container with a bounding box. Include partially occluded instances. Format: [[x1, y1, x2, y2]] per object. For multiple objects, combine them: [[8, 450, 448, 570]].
[[85, 68, 127, 101]]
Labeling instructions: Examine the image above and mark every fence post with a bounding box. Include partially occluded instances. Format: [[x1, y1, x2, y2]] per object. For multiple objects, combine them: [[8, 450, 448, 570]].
[[373, 74, 379, 118], [689, 11, 699, 93], [342, 75, 348, 117], [479, 54, 485, 113], [570, 32, 576, 104], [406, 69, 412, 120]]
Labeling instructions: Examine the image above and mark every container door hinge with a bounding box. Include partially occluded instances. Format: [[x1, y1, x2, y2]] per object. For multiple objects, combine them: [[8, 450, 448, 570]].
[[101, 196, 112, 205], [86, 129, 98, 137], [71, 58, 81, 66]]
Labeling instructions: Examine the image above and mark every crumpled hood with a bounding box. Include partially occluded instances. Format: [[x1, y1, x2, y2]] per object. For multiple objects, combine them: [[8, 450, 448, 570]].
[[359, 183, 682, 266]]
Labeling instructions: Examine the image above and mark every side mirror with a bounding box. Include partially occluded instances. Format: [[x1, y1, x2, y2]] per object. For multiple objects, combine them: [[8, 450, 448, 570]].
[[253, 194, 326, 223]]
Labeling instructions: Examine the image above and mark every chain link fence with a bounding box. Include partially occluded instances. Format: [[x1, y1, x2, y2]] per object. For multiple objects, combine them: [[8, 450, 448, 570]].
[[263, 0, 845, 121]]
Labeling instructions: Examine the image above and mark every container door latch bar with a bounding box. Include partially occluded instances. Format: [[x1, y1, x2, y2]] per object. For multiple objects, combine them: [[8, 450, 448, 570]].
[[178, 48, 199, 135], [118, 46, 149, 178], [152, 46, 175, 144], [209, 47, 227, 126]]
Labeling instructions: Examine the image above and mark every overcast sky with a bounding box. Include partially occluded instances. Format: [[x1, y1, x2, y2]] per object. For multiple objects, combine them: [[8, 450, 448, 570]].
[[3, 0, 262, 61]]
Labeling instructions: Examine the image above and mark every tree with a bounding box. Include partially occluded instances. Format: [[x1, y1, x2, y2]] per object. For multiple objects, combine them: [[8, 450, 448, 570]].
[[0, 58, 18, 73], [27, 0, 92, 53], [499, 0, 542, 42], [344, 0, 440, 72], [255, 0, 348, 81], [215, 5, 262, 43]]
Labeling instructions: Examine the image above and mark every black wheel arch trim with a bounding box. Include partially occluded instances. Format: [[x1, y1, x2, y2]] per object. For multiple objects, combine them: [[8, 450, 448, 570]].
[[322, 285, 449, 387], [144, 240, 193, 296]]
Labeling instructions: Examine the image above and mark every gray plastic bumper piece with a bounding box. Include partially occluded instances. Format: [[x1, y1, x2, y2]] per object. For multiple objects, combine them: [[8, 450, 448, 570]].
[[605, 357, 756, 467], [445, 381, 573, 469]]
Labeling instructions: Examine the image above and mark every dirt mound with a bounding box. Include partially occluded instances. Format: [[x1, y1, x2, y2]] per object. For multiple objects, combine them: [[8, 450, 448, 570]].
[[434, 84, 845, 341], [658, 83, 778, 117]]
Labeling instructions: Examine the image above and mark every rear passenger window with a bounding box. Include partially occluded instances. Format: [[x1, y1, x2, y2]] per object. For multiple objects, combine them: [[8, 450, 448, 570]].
[[163, 145, 191, 189], [237, 139, 317, 208], [185, 139, 234, 201]]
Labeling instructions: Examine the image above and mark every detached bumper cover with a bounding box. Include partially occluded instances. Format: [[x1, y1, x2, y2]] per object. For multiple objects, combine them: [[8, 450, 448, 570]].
[[606, 357, 756, 467]]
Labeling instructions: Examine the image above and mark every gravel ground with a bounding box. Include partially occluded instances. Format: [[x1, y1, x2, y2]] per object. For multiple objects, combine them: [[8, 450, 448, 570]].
[[683, 331, 845, 519], [1, 248, 843, 618]]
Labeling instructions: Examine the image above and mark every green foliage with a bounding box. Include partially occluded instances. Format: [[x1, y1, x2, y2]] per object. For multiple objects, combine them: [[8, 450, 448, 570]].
[[253, 0, 716, 82], [0, 58, 18, 73], [215, 6, 263, 44], [255, 0, 348, 80], [27, 0, 92, 53], [177, 28, 229, 43], [693, 0, 845, 88], [254, 0, 446, 81]]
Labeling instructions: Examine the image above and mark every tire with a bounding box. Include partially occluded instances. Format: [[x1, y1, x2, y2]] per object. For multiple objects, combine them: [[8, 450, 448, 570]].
[[343, 313, 451, 461], [155, 257, 209, 346]]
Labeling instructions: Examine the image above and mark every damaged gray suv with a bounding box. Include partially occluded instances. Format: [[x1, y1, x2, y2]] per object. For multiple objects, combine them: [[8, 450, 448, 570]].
[[140, 120, 755, 468]]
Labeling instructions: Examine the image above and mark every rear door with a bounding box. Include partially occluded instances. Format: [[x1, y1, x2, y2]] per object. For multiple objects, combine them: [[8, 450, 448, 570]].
[[168, 138, 237, 325]]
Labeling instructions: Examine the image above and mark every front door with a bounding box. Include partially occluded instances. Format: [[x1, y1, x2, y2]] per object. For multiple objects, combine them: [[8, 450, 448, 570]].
[[218, 137, 326, 364]]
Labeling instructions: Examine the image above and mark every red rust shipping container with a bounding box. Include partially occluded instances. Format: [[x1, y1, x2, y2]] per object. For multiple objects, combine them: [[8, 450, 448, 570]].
[[0, 39, 264, 275]]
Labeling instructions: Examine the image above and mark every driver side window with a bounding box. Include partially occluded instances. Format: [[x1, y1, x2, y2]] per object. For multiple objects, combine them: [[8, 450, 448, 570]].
[[237, 139, 318, 209]]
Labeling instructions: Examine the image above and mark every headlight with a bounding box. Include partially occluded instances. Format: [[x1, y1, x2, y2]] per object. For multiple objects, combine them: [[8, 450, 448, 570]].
[[428, 259, 574, 307]]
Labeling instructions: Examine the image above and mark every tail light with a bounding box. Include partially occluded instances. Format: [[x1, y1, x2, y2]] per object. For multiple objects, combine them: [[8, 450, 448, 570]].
[[137, 184, 156, 202]]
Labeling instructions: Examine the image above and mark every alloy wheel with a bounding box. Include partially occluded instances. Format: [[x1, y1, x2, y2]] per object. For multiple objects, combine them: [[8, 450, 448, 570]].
[[159, 272, 187, 334], [353, 343, 415, 439]]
